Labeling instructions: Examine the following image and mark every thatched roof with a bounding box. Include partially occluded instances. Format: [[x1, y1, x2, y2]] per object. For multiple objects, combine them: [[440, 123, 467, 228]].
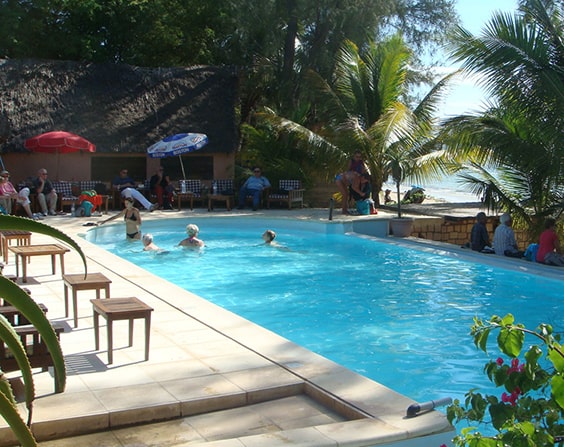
[[0, 59, 239, 153]]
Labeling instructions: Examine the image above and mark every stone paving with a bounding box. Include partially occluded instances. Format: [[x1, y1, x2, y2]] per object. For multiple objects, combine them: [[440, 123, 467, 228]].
[[1, 206, 469, 446]]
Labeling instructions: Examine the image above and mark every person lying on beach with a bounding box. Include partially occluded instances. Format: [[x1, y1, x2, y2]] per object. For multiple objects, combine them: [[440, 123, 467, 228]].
[[178, 224, 205, 248]]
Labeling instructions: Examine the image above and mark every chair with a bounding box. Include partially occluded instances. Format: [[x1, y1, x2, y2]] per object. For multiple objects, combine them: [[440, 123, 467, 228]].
[[267, 180, 305, 209], [214, 179, 234, 196], [209, 179, 234, 211], [0, 323, 65, 392], [80, 181, 111, 214], [143, 179, 156, 201], [177, 179, 203, 210], [52, 181, 78, 212], [239, 180, 270, 209]]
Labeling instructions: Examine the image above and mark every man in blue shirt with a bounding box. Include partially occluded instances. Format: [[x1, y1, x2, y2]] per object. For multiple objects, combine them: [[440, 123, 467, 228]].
[[237, 167, 271, 211]]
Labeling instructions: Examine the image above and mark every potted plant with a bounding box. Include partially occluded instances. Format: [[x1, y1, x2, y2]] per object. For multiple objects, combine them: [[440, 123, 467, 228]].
[[387, 142, 415, 237], [0, 215, 86, 447]]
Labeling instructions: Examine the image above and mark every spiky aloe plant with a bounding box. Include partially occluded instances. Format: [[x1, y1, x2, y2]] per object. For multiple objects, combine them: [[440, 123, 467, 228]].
[[0, 215, 86, 447]]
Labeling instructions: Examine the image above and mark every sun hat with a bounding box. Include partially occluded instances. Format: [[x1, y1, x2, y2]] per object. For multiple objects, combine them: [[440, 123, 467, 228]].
[[0, 170, 9, 176]]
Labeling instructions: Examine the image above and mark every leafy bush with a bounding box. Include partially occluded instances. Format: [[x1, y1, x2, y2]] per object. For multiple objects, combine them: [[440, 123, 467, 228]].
[[0, 215, 86, 447], [447, 314, 564, 446]]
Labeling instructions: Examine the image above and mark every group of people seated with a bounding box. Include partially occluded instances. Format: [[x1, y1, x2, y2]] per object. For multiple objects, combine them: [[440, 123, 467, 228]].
[[470, 211, 564, 266], [0, 168, 59, 220]]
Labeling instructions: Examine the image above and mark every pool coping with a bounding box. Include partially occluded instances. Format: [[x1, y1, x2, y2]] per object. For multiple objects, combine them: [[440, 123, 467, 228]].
[[2, 209, 461, 446]]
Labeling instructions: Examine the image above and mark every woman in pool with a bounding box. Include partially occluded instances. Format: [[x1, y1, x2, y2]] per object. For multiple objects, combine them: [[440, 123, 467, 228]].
[[98, 196, 142, 240], [178, 223, 205, 248]]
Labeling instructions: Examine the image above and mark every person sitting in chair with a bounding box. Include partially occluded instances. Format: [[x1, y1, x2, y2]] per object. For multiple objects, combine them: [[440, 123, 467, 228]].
[[237, 167, 271, 211], [112, 168, 156, 211], [32, 168, 57, 216], [470, 212, 493, 252]]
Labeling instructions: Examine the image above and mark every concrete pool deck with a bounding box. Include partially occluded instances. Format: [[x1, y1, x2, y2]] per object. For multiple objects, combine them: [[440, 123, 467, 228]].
[[1, 206, 503, 446]]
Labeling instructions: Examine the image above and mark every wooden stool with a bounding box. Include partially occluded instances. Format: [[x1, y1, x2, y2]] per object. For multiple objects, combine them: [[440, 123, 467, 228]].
[[91, 297, 153, 364], [0, 230, 32, 264], [10, 244, 70, 283], [208, 194, 232, 211], [63, 273, 112, 328]]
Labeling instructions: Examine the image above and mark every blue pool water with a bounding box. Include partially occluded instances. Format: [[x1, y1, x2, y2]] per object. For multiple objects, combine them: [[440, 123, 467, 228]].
[[86, 217, 563, 405]]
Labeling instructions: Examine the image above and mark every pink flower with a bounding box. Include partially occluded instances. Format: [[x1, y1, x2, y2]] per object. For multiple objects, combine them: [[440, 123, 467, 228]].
[[501, 388, 521, 406], [508, 358, 524, 374], [496, 357, 504, 366]]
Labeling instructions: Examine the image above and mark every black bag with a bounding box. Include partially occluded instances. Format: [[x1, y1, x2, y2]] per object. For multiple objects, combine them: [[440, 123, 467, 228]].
[[94, 183, 107, 195]]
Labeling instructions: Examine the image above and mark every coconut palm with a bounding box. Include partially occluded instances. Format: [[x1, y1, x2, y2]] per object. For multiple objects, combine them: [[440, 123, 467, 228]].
[[441, 0, 564, 234], [259, 34, 455, 209], [0, 215, 86, 447]]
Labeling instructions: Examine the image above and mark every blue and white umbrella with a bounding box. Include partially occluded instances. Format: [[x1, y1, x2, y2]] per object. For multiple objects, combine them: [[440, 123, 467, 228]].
[[147, 133, 208, 179]]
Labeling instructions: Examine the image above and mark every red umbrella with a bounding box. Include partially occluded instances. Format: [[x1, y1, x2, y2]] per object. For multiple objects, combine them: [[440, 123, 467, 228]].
[[24, 130, 96, 153], [24, 131, 96, 179]]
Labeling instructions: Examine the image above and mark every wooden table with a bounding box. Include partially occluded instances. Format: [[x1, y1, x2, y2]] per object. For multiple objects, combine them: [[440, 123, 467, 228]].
[[176, 192, 195, 210], [9, 244, 70, 283], [0, 230, 32, 263], [63, 272, 112, 328], [208, 194, 232, 211], [91, 297, 153, 364]]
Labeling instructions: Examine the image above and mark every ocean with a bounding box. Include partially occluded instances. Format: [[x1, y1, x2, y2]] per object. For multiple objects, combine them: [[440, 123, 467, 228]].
[[383, 174, 479, 203]]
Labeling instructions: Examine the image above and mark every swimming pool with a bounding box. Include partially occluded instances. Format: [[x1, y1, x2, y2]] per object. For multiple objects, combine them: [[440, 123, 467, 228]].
[[86, 217, 563, 406]]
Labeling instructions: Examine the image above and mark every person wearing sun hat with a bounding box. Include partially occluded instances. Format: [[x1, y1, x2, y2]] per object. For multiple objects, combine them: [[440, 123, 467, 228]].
[[0, 170, 20, 214]]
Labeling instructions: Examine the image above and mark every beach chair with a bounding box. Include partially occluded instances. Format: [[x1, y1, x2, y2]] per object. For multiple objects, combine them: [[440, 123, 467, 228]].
[[267, 180, 305, 209], [80, 181, 111, 213], [178, 179, 203, 210], [52, 181, 78, 212]]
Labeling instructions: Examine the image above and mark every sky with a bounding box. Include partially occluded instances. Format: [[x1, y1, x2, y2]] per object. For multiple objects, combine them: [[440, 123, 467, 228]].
[[439, 0, 519, 116]]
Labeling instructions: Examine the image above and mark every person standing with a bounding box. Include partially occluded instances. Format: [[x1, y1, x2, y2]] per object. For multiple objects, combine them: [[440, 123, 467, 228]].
[[237, 167, 271, 211], [470, 212, 492, 252], [33, 168, 57, 216], [493, 213, 524, 257], [97, 196, 142, 240], [112, 168, 156, 211], [536, 217, 564, 266], [149, 166, 174, 210]]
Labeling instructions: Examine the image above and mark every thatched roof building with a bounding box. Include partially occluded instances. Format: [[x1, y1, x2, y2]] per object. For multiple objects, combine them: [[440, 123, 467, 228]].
[[0, 58, 238, 153], [0, 59, 239, 182]]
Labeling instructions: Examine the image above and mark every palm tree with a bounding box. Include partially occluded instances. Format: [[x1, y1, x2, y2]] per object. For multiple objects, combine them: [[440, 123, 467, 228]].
[[259, 34, 455, 210], [441, 0, 564, 235], [0, 216, 86, 447]]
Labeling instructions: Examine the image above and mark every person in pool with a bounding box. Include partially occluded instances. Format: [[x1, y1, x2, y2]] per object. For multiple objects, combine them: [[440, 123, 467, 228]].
[[98, 196, 142, 240], [262, 229, 290, 250], [142, 233, 161, 251], [262, 229, 277, 244], [178, 223, 205, 248]]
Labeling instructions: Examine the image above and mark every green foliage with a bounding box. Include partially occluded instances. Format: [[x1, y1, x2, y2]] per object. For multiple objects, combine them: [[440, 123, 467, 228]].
[[447, 314, 564, 446], [0, 215, 87, 447], [441, 0, 564, 233]]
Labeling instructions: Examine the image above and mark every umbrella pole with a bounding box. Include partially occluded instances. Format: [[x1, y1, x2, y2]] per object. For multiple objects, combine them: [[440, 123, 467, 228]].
[[179, 155, 186, 180]]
